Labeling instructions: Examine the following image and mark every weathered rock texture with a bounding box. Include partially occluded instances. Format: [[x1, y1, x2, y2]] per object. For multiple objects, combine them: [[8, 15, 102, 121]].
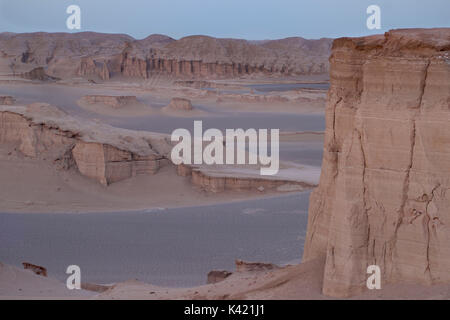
[[303, 28, 450, 297], [0, 32, 332, 80], [165, 98, 193, 111], [177, 164, 312, 193], [0, 103, 172, 185]]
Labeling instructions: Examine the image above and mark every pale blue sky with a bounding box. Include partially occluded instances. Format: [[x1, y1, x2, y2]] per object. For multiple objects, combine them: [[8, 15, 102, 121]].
[[0, 0, 449, 40]]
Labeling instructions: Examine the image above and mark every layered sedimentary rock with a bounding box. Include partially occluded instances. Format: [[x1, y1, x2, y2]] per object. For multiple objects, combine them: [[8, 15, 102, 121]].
[[303, 28, 450, 297], [177, 164, 313, 193], [72, 142, 166, 185], [165, 98, 193, 111], [0, 32, 332, 80], [235, 260, 280, 273], [0, 103, 171, 185], [78, 57, 110, 80]]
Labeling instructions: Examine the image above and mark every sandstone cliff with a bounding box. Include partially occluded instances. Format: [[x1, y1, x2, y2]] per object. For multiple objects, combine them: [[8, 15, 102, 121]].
[[0, 32, 332, 80], [303, 28, 450, 297]]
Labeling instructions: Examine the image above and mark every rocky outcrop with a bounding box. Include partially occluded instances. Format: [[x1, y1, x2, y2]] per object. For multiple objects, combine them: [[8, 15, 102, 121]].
[[72, 142, 166, 185], [0, 103, 172, 185], [21, 67, 59, 81], [206, 260, 280, 284], [165, 98, 193, 111], [177, 164, 313, 193], [80, 95, 139, 108], [0, 32, 332, 80], [80, 283, 112, 293], [22, 263, 47, 277], [303, 28, 450, 297], [235, 260, 280, 272], [206, 270, 233, 284], [77, 57, 110, 80]]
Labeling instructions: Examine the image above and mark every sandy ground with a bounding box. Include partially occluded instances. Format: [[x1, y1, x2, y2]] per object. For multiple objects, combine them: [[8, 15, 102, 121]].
[[0, 145, 294, 214], [0, 262, 94, 299], [2, 259, 450, 300]]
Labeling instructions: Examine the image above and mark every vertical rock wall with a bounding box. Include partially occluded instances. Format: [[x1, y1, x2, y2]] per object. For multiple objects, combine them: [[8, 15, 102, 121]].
[[303, 29, 450, 297]]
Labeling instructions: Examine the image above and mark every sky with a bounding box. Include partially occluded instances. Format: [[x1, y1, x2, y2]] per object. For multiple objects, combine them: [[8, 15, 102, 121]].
[[0, 0, 449, 40]]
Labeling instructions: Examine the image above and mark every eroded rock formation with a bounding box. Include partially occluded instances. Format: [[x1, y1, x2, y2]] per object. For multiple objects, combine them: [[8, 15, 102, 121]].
[[21, 67, 59, 81], [177, 164, 313, 193], [0, 32, 332, 80], [78, 57, 110, 80], [303, 28, 450, 297], [165, 98, 193, 111], [206, 270, 233, 284], [0, 103, 172, 185]]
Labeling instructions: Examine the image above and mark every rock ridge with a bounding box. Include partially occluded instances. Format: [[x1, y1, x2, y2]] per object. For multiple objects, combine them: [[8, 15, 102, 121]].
[[0, 32, 332, 80]]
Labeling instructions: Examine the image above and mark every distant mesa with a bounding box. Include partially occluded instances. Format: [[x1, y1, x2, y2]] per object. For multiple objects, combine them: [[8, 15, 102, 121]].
[[0, 32, 333, 81]]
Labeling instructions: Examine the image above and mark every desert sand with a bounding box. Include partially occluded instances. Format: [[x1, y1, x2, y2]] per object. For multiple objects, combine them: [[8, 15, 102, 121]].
[[0, 144, 290, 213], [3, 259, 450, 300]]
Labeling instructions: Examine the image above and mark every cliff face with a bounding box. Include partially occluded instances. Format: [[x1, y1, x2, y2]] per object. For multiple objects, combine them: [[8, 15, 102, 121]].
[[0, 32, 332, 80], [303, 28, 450, 297], [0, 104, 171, 186]]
